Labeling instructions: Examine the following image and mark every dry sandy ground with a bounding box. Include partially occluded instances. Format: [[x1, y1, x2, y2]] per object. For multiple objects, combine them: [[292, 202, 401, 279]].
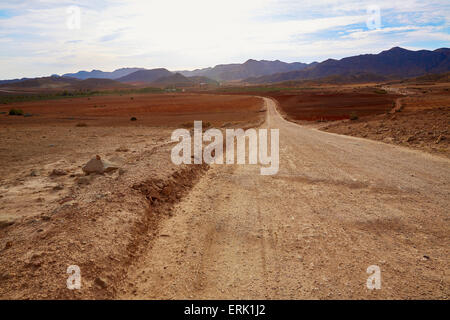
[[0, 95, 448, 299], [0, 94, 263, 299], [0, 94, 263, 224], [119, 98, 449, 300], [322, 86, 450, 158], [322, 107, 449, 158], [0, 93, 262, 128], [270, 89, 399, 121]]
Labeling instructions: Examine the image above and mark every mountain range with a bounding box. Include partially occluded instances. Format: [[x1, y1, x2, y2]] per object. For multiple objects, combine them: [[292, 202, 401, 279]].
[[115, 68, 173, 83], [1, 47, 449, 87], [246, 47, 450, 83], [0, 76, 132, 90], [62, 67, 145, 80], [178, 59, 316, 81]]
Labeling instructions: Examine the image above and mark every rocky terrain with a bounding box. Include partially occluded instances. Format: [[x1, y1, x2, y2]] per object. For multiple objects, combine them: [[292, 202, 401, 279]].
[[322, 86, 450, 158], [322, 107, 449, 158]]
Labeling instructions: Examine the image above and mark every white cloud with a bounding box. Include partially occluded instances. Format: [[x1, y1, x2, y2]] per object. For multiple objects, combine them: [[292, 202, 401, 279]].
[[0, 0, 449, 78]]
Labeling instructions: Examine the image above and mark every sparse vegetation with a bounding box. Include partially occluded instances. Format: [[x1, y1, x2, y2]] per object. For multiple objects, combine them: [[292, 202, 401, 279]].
[[215, 86, 295, 93], [9, 108, 24, 116], [0, 87, 164, 104], [349, 112, 358, 120], [373, 88, 387, 94]]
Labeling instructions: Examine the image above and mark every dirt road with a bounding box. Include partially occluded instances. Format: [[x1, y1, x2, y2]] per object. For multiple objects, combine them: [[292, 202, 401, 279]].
[[120, 97, 449, 299]]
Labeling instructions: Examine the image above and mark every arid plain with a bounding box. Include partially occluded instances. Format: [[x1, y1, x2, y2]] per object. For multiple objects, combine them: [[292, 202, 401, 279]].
[[0, 82, 448, 299]]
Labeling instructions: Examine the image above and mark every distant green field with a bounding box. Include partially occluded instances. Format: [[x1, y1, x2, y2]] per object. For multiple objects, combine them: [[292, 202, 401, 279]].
[[0, 87, 165, 104], [214, 86, 313, 93]]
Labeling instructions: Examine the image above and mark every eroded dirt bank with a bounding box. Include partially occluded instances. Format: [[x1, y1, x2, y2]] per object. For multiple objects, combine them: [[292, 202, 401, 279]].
[[0, 93, 264, 299], [0, 139, 208, 299]]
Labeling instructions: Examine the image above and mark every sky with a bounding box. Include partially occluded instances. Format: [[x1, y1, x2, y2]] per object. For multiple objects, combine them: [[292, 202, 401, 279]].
[[0, 0, 449, 79]]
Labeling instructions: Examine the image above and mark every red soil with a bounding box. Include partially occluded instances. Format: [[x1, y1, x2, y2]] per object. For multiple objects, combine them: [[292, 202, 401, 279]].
[[272, 91, 399, 121], [0, 93, 263, 127]]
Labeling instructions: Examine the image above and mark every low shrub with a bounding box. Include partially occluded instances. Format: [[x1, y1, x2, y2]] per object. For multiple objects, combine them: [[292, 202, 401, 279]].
[[9, 108, 24, 116], [180, 122, 194, 128], [349, 112, 358, 121]]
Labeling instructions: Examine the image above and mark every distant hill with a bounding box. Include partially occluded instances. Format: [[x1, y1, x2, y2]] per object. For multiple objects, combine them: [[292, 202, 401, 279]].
[[116, 68, 173, 83], [0, 76, 79, 89], [0, 78, 31, 85], [179, 59, 315, 81], [309, 72, 388, 84], [0, 73, 217, 90], [246, 47, 450, 83], [62, 67, 145, 80], [150, 73, 219, 87], [405, 71, 450, 83], [187, 76, 219, 85], [151, 73, 193, 87], [70, 78, 132, 90], [0, 76, 129, 90]]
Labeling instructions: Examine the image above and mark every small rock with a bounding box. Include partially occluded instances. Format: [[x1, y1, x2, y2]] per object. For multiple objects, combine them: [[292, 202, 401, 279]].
[[50, 169, 67, 176], [76, 177, 90, 185], [0, 272, 11, 280], [115, 147, 129, 152], [82, 155, 119, 174], [0, 219, 15, 229], [30, 170, 39, 177], [435, 135, 445, 144], [94, 277, 107, 289], [3, 241, 12, 250], [53, 184, 64, 191]]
